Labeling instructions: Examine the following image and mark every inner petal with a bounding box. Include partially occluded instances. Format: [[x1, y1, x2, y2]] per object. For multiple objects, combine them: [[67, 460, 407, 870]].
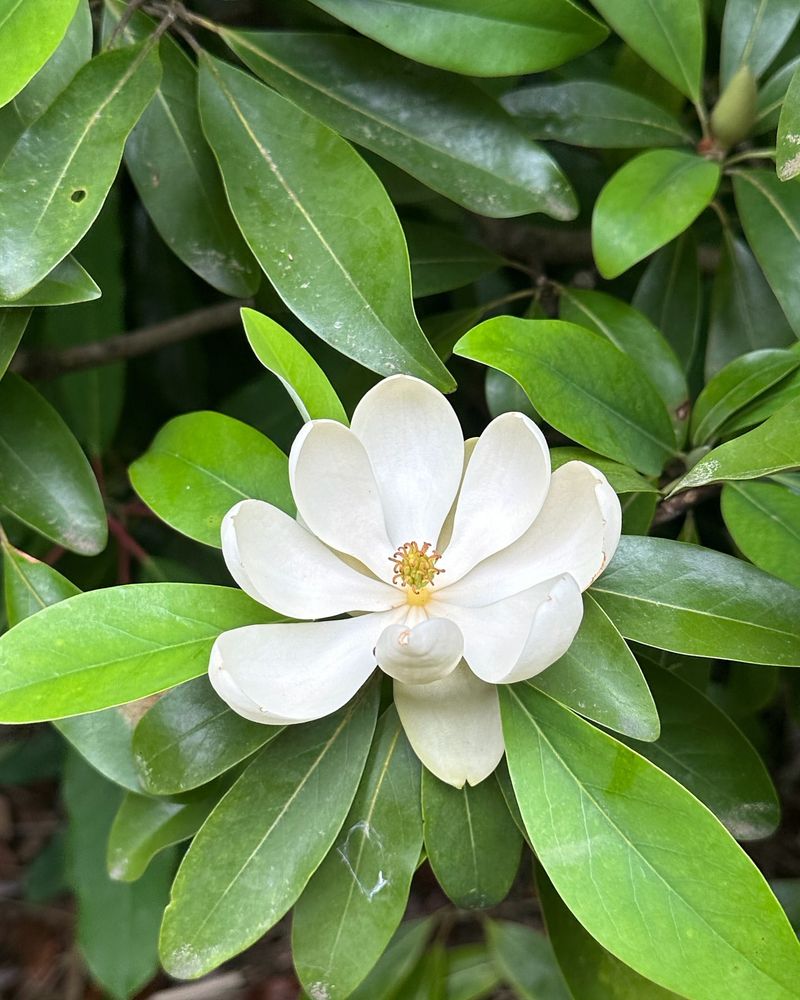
[[376, 617, 463, 686]]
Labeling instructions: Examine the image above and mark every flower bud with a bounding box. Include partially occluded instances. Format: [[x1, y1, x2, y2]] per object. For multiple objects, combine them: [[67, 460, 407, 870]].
[[711, 65, 757, 149]]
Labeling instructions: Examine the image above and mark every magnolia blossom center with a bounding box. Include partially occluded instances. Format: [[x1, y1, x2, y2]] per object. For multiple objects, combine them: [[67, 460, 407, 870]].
[[390, 541, 443, 601]]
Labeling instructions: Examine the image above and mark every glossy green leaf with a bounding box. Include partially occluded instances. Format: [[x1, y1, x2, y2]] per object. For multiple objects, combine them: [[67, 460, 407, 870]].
[[485, 920, 570, 1000], [504, 81, 690, 148], [0, 583, 276, 722], [0, 309, 29, 379], [722, 480, 800, 586], [502, 684, 800, 999], [533, 593, 659, 741], [2, 538, 79, 628], [0, 0, 78, 109], [0, 374, 106, 554], [720, 360, 800, 436], [485, 367, 539, 421], [422, 769, 522, 909], [454, 317, 675, 475], [134, 676, 280, 795], [292, 708, 422, 1000], [198, 56, 453, 391], [591, 535, 800, 665], [130, 410, 293, 547], [550, 447, 658, 494], [0, 255, 100, 307], [159, 688, 379, 979], [621, 491, 658, 535], [241, 307, 348, 424], [592, 151, 719, 279], [0, 42, 161, 300], [406, 222, 503, 296], [347, 917, 435, 1000], [721, 0, 800, 87], [777, 65, 800, 181], [304, 0, 607, 76], [223, 30, 577, 221], [754, 55, 800, 135], [58, 708, 144, 794], [734, 169, 800, 334]]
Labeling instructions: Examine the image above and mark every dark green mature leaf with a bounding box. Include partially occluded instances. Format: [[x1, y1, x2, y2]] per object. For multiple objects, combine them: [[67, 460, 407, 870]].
[[293, 709, 422, 1000], [0, 309, 29, 379], [58, 709, 144, 794], [0, 584, 277, 722], [734, 169, 800, 334], [592, 151, 719, 279], [454, 317, 675, 475], [347, 918, 435, 1000], [533, 594, 659, 741], [0, 43, 161, 300], [0, 256, 100, 307], [446, 944, 501, 1000], [550, 447, 658, 494], [502, 684, 800, 999], [721, 0, 800, 87], [777, 66, 800, 181], [304, 0, 608, 76], [0, 374, 106, 555], [422, 769, 522, 909], [722, 480, 800, 586], [0, 0, 77, 109], [754, 55, 800, 135], [591, 535, 800, 665], [485, 920, 570, 1000], [504, 81, 690, 148], [198, 56, 453, 391], [130, 411, 293, 547], [2, 539, 79, 628], [406, 222, 503, 296], [224, 31, 577, 221], [160, 688, 379, 979]]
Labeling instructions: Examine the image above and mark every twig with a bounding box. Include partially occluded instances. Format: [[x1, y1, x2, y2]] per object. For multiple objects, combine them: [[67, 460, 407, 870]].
[[652, 483, 722, 526]]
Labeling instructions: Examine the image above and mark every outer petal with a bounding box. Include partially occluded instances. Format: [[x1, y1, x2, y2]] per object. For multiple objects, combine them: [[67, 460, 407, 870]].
[[394, 662, 505, 788], [442, 413, 550, 584], [376, 617, 463, 685], [209, 613, 393, 725], [222, 500, 399, 618], [289, 420, 395, 582], [441, 461, 621, 606], [350, 374, 464, 549]]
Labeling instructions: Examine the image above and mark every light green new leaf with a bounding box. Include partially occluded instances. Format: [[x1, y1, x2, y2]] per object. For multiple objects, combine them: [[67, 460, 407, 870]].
[[130, 411, 294, 547], [454, 317, 675, 475], [422, 769, 522, 910], [502, 684, 800, 999], [406, 222, 503, 296], [0, 584, 278, 722], [0, 42, 161, 300], [777, 66, 800, 181], [722, 480, 800, 587], [198, 56, 453, 391], [241, 308, 348, 424], [592, 151, 719, 278], [485, 920, 570, 1000], [550, 447, 658, 494], [223, 30, 578, 221], [721, 0, 800, 87], [292, 709, 422, 1000], [504, 81, 690, 148], [159, 688, 379, 979], [0, 0, 78, 109], [0, 309, 29, 379], [2, 539, 79, 628], [0, 256, 100, 308], [304, 0, 607, 76], [591, 535, 800, 665], [0, 374, 106, 555]]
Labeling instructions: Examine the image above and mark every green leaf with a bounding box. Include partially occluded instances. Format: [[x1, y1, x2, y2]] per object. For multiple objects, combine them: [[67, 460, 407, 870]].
[[733, 168, 800, 334], [446, 944, 501, 1000], [0, 374, 106, 555], [692, 348, 800, 445], [0, 43, 161, 300], [223, 30, 578, 221], [0, 0, 78, 109], [303, 0, 607, 76], [721, 0, 800, 87], [421, 769, 522, 910], [399, 941, 447, 1000], [197, 55, 453, 391], [550, 447, 658, 494], [159, 687, 379, 979], [754, 55, 800, 135], [0, 308, 29, 379], [347, 917, 435, 1000], [485, 920, 570, 1000], [533, 593, 659, 741], [454, 317, 675, 475], [675, 396, 800, 489], [589, 0, 704, 100], [2, 538, 79, 628], [0, 255, 100, 307], [130, 410, 293, 547], [57, 708, 144, 794], [406, 222, 503, 296], [241, 307, 348, 424], [591, 535, 800, 665], [292, 708, 422, 1000], [501, 684, 800, 999], [0, 583, 277, 722], [504, 81, 691, 148], [777, 66, 800, 181], [722, 480, 800, 586], [621, 491, 658, 535], [592, 151, 719, 279], [558, 287, 688, 442], [719, 359, 800, 436]]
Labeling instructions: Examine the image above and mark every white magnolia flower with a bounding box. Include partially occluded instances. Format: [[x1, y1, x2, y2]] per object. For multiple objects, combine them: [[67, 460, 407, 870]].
[[210, 375, 621, 788]]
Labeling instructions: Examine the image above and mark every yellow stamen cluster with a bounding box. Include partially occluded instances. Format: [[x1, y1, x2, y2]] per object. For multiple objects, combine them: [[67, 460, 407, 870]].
[[390, 541, 443, 597]]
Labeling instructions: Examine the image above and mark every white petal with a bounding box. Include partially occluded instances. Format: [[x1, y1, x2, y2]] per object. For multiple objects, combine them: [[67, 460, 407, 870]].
[[394, 662, 504, 788], [442, 461, 621, 606], [222, 500, 399, 618], [376, 617, 463, 685], [350, 374, 464, 549], [209, 613, 392, 725], [437, 436, 478, 552], [441, 413, 550, 584], [289, 420, 395, 581], [440, 575, 583, 684]]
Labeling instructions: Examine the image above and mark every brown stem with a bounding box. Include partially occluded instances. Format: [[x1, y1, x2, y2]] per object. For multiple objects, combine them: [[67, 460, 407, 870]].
[[652, 483, 722, 526]]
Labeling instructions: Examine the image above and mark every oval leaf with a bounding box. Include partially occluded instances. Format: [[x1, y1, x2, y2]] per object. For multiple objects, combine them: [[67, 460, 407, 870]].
[[777, 66, 800, 181], [0, 0, 78, 109], [721, 0, 800, 87], [722, 480, 800, 587]]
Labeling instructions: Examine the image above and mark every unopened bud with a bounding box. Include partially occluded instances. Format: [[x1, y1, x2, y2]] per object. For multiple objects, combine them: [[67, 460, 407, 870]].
[[711, 65, 757, 149]]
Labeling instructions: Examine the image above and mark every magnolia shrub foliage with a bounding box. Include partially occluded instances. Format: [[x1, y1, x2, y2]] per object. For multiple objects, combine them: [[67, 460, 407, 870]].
[[1, 0, 800, 998]]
